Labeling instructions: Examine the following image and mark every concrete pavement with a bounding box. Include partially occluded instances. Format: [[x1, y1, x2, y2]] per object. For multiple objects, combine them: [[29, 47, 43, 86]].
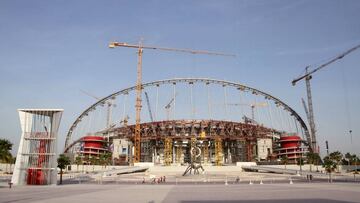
[[1, 183, 360, 203]]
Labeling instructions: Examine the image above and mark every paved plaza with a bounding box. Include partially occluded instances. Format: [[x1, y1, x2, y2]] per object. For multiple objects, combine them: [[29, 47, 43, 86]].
[[58, 166, 360, 185], [1, 183, 360, 203], [1, 167, 359, 203]]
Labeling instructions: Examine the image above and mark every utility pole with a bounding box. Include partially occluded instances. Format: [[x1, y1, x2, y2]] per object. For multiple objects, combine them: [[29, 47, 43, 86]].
[[109, 41, 235, 163], [325, 140, 329, 156]]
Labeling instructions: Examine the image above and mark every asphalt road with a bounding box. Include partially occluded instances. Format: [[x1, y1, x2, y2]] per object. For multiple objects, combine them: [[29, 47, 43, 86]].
[[1, 183, 360, 203]]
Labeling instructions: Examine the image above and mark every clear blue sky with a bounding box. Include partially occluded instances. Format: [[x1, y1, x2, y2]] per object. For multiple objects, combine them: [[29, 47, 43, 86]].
[[0, 0, 359, 156]]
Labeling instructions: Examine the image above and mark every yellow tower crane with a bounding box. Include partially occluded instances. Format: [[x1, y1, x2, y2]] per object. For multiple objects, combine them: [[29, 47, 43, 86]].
[[109, 41, 235, 163]]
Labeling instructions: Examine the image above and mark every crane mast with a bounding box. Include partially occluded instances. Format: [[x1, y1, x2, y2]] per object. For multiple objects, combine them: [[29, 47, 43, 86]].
[[292, 43, 360, 153], [134, 44, 143, 163], [109, 41, 234, 163], [305, 67, 317, 152], [301, 98, 310, 123], [144, 92, 154, 122]]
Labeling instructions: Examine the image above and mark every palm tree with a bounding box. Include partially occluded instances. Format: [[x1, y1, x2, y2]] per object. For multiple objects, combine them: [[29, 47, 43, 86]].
[[99, 152, 112, 169], [57, 154, 71, 185], [354, 155, 359, 176], [306, 152, 314, 171], [329, 151, 343, 172], [323, 155, 336, 183], [83, 156, 90, 172], [343, 152, 352, 165], [342, 153, 359, 176], [89, 156, 99, 172], [74, 156, 82, 172], [0, 139, 13, 163], [306, 152, 321, 172], [297, 157, 304, 173], [281, 155, 289, 170], [0, 139, 13, 173], [105, 152, 112, 166], [343, 153, 359, 166], [314, 153, 321, 172]]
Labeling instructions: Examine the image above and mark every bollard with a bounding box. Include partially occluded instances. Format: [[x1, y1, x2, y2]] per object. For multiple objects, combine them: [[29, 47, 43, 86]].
[[260, 180, 263, 185], [289, 178, 293, 184], [8, 182, 13, 189], [249, 180, 253, 185]]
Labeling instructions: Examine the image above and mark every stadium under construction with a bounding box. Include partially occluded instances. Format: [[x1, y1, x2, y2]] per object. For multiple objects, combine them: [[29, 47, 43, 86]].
[[10, 42, 360, 187], [64, 78, 311, 166]]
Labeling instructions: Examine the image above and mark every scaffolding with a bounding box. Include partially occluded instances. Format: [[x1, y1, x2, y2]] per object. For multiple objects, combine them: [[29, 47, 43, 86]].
[[215, 136, 223, 166], [176, 143, 182, 164], [203, 141, 209, 163], [83, 119, 282, 165], [164, 137, 172, 166]]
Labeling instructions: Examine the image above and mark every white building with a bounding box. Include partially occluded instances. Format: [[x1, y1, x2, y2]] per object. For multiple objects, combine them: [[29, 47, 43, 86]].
[[257, 138, 273, 161], [12, 109, 63, 185]]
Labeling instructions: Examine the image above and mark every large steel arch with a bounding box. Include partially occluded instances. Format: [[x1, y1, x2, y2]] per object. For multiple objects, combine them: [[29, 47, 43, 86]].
[[65, 78, 311, 152]]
